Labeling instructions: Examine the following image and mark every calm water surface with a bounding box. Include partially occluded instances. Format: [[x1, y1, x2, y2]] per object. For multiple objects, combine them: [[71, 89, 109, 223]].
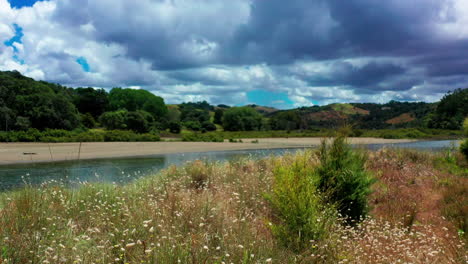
[[0, 140, 460, 191]]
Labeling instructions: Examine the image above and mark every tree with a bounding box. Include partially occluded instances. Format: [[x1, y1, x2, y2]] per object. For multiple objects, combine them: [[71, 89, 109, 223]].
[[126, 110, 153, 133], [168, 121, 181, 134], [0, 106, 14, 131], [428, 88, 468, 129], [81, 113, 96, 128], [73, 87, 109, 119], [108, 88, 168, 121], [222, 107, 263, 131], [270, 111, 301, 130], [15, 116, 31, 130], [214, 109, 224, 125], [0, 71, 80, 130], [201, 121, 217, 131], [99, 110, 128, 130]]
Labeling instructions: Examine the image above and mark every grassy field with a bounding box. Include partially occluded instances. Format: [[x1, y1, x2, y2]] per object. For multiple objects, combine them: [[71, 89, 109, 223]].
[[0, 138, 466, 263], [177, 128, 463, 142]]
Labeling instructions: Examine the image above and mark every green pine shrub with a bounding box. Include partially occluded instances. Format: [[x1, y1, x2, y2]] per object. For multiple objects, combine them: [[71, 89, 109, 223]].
[[316, 135, 375, 223], [266, 153, 336, 252]]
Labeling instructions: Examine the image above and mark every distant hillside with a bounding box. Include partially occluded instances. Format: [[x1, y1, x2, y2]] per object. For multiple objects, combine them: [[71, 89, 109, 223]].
[[0, 70, 466, 134], [246, 104, 279, 115], [268, 101, 436, 130]]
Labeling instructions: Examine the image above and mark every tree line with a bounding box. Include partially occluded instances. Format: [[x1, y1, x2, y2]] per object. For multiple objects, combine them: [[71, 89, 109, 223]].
[[0, 70, 467, 136]]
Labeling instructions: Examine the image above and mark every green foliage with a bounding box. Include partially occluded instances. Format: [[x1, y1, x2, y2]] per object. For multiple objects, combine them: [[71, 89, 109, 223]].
[[80, 113, 97, 128], [201, 121, 216, 131], [126, 110, 154, 133], [179, 102, 211, 126], [316, 136, 374, 223], [73, 131, 105, 142], [167, 106, 181, 122], [270, 111, 301, 130], [168, 121, 181, 134], [73, 87, 109, 119], [428, 88, 468, 130], [214, 109, 224, 124], [0, 71, 80, 130], [461, 140, 468, 160], [99, 110, 128, 130], [266, 153, 336, 252], [181, 133, 224, 142], [182, 120, 200, 131], [0, 129, 160, 142], [108, 88, 168, 120], [14, 116, 30, 131], [222, 107, 263, 131], [463, 118, 468, 136]]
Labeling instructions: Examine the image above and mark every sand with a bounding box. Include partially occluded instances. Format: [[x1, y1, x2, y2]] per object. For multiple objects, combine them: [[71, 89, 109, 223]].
[[0, 137, 415, 165]]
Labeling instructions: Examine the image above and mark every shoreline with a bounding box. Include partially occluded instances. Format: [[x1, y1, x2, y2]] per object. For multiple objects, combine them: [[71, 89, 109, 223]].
[[0, 137, 416, 165]]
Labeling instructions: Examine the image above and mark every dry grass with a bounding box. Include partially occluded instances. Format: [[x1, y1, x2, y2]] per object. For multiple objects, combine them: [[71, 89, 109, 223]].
[[0, 149, 466, 263]]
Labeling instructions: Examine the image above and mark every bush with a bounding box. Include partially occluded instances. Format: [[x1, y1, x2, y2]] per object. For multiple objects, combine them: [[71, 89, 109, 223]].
[[168, 121, 181, 134], [81, 113, 97, 128], [461, 139, 468, 160], [182, 133, 224, 142], [99, 110, 128, 130], [316, 135, 374, 223], [201, 121, 217, 132], [73, 132, 105, 142], [222, 107, 263, 131], [126, 110, 153, 133], [135, 133, 160, 142], [184, 121, 201, 131], [103, 130, 136, 142], [266, 153, 336, 252]]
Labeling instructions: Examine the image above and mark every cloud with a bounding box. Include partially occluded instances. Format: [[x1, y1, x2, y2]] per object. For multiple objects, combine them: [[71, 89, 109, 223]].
[[0, 0, 467, 108]]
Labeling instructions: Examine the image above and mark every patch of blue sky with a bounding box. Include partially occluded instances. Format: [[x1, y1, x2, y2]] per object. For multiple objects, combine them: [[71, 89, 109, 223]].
[[4, 24, 23, 53], [76, 57, 91, 72], [246, 89, 295, 109], [8, 0, 44, 8]]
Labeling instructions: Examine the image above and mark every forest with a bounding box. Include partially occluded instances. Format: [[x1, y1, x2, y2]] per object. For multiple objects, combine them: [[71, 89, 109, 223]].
[[0, 70, 467, 142]]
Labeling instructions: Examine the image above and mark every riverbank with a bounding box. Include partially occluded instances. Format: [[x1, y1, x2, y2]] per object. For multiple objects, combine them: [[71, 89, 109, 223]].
[[0, 137, 415, 165]]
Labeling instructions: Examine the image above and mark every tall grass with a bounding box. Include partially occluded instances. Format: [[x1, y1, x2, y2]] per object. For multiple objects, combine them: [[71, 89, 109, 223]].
[[266, 152, 336, 252], [0, 146, 466, 263]]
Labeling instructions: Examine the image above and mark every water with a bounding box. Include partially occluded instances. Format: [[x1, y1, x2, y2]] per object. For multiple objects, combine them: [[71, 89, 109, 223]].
[[0, 140, 460, 191]]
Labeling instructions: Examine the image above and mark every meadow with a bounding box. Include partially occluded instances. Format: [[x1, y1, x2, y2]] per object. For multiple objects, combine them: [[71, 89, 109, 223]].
[[0, 137, 466, 263]]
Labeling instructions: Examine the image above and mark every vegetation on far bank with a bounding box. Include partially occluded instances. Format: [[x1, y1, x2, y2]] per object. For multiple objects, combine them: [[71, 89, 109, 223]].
[[1, 70, 467, 142], [0, 136, 466, 263]]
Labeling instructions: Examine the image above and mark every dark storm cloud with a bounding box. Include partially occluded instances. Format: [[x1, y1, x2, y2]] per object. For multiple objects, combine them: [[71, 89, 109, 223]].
[[292, 61, 408, 90], [8, 0, 468, 106], [228, 0, 450, 63]]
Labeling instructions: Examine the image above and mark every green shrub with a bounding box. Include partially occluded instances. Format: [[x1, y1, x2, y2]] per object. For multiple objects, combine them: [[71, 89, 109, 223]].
[[103, 130, 136, 142], [201, 121, 217, 131], [135, 133, 160, 142], [266, 154, 336, 252], [316, 136, 374, 223], [184, 121, 201, 131], [461, 139, 468, 160], [73, 132, 105, 142], [182, 133, 224, 142], [168, 121, 181, 134]]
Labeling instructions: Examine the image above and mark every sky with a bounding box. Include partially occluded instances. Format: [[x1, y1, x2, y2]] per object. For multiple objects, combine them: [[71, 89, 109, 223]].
[[1, 0, 468, 108]]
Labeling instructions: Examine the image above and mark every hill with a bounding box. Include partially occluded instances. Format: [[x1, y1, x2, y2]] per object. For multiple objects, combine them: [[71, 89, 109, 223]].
[[0, 70, 466, 136]]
